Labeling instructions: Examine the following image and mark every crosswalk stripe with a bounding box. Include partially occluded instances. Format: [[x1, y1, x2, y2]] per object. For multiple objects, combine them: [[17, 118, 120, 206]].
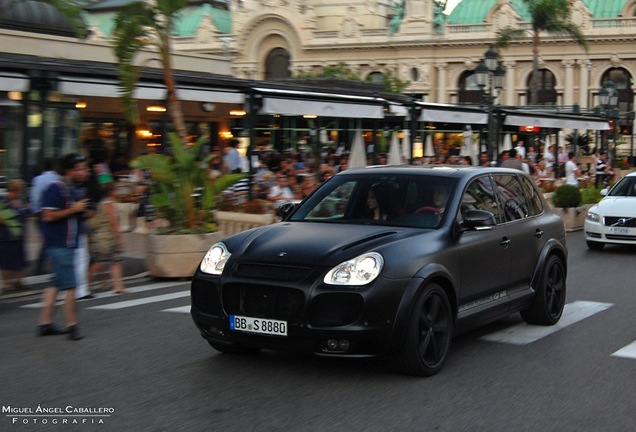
[[21, 281, 190, 309], [611, 341, 636, 359], [162, 306, 191, 314], [86, 291, 190, 310], [480, 300, 613, 345]]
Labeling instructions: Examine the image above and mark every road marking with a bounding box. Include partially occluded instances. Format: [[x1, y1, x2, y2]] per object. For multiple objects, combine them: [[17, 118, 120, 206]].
[[612, 341, 636, 359], [480, 300, 613, 345], [21, 281, 190, 309], [86, 291, 190, 310], [162, 306, 191, 314]]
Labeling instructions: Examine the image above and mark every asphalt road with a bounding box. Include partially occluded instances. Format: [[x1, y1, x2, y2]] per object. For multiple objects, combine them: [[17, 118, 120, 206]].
[[2, 231, 636, 432]]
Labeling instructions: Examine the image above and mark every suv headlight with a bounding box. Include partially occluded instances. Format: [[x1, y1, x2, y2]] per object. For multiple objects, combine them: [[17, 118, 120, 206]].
[[586, 211, 600, 223], [324, 252, 384, 286], [200, 242, 231, 275]]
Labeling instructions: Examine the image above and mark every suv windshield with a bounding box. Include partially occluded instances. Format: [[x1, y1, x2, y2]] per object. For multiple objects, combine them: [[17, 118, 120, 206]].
[[609, 176, 636, 197], [290, 173, 458, 229]]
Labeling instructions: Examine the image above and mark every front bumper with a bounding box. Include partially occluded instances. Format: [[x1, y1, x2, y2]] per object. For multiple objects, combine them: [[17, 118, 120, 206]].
[[190, 267, 411, 358], [584, 219, 636, 245]]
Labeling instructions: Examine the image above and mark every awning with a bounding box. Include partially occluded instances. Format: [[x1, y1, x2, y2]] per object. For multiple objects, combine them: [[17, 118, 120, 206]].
[[0, 72, 29, 92], [58, 76, 244, 103], [258, 97, 384, 119], [504, 114, 610, 131], [418, 108, 488, 124]]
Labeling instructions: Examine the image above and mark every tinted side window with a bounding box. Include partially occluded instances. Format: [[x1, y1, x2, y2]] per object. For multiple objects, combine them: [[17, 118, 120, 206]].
[[461, 176, 501, 224], [493, 175, 529, 222], [520, 176, 544, 216]]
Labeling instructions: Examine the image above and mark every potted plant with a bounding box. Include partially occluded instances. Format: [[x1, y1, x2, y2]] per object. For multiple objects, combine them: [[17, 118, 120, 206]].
[[214, 193, 275, 237], [550, 184, 592, 232], [129, 133, 243, 277]]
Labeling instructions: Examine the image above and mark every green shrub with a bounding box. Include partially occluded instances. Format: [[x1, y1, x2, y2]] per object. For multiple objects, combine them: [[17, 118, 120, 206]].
[[552, 185, 581, 208], [580, 186, 602, 205]]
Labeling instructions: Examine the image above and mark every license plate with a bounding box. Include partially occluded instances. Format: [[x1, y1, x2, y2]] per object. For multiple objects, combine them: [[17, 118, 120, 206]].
[[229, 315, 287, 337], [609, 227, 630, 234]]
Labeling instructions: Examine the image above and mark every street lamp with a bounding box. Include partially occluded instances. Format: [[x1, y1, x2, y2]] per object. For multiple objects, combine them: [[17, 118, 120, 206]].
[[595, 79, 619, 161], [476, 44, 506, 161]]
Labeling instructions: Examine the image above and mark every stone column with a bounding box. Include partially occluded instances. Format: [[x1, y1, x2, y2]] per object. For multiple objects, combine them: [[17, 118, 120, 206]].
[[562, 60, 575, 107], [578, 60, 592, 108], [503, 61, 516, 106], [435, 62, 448, 104]]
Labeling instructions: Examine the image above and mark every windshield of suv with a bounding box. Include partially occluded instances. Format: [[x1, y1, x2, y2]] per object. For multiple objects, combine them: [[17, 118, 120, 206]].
[[290, 173, 458, 229], [609, 177, 636, 197]]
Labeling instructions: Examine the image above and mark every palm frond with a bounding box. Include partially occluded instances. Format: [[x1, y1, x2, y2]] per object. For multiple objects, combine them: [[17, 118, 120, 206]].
[[495, 27, 526, 50]]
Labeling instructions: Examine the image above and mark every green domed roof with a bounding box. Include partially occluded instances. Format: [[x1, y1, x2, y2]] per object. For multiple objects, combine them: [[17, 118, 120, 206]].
[[447, 0, 530, 24], [447, 0, 629, 24], [584, 0, 629, 18]]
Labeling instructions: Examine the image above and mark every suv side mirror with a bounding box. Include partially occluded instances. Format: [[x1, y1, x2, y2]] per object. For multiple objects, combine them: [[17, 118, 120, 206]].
[[276, 202, 296, 220], [461, 210, 496, 231], [600, 188, 608, 196]]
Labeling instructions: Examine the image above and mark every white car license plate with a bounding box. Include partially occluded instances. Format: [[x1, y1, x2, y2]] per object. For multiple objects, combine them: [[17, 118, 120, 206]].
[[230, 315, 287, 336], [609, 227, 630, 234]]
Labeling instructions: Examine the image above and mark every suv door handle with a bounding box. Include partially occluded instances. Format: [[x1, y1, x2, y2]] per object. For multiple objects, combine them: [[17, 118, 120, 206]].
[[500, 238, 511, 248], [534, 229, 544, 239]]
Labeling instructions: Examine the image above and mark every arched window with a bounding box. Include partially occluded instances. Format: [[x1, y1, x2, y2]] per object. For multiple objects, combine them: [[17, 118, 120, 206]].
[[367, 72, 384, 83], [601, 68, 634, 113], [527, 69, 557, 105], [458, 71, 481, 104], [265, 48, 291, 80]]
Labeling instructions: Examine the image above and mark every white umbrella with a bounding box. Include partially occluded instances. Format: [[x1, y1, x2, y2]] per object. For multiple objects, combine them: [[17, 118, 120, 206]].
[[424, 134, 434, 157], [462, 126, 476, 165], [503, 133, 513, 151], [401, 129, 410, 163], [558, 130, 565, 152], [388, 131, 401, 165], [543, 134, 551, 156], [348, 128, 367, 169]]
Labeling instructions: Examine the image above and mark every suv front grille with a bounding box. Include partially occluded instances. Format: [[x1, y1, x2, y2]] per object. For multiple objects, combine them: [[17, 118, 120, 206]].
[[234, 263, 311, 281], [222, 283, 305, 323], [604, 217, 636, 227]]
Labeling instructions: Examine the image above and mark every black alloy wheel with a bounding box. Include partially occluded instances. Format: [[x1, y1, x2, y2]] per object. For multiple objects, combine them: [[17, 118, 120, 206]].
[[521, 255, 566, 325], [390, 283, 453, 376]]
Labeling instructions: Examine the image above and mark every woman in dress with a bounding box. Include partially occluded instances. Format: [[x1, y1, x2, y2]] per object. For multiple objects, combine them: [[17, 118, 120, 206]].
[[88, 182, 128, 293], [0, 179, 27, 289]]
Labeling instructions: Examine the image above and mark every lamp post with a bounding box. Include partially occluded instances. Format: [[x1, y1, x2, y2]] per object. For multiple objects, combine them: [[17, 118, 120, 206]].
[[596, 79, 619, 162], [476, 44, 506, 162]]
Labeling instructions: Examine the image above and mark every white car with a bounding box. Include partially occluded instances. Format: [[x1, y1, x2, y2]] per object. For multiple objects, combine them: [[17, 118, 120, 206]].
[[585, 171, 636, 250]]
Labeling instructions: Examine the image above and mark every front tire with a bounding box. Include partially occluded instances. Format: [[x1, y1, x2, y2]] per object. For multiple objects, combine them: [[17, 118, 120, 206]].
[[208, 340, 260, 355], [521, 255, 566, 325], [390, 283, 453, 377], [586, 240, 605, 250]]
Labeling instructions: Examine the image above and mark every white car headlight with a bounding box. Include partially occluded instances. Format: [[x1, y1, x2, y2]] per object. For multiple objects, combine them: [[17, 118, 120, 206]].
[[324, 252, 384, 286], [586, 211, 600, 223], [200, 242, 231, 275]]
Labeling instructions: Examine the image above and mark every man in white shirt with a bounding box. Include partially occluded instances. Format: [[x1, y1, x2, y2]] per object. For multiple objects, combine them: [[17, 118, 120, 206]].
[[267, 174, 294, 208], [565, 152, 581, 186], [544, 144, 556, 176], [514, 141, 526, 159]]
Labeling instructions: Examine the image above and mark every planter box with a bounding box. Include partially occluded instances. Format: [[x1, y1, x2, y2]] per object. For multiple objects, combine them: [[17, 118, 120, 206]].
[[215, 211, 274, 238], [552, 204, 592, 232], [146, 232, 223, 278]]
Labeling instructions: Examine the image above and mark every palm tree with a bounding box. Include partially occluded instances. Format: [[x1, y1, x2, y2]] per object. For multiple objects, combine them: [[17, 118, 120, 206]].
[[113, 0, 188, 143], [495, 0, 587, 105]]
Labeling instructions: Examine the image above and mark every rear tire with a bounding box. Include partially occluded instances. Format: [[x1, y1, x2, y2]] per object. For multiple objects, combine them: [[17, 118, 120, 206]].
[[389, 283, 453, 377], [521, 255, 566, 325], [208, 340, 260, 355], [586, 240, 605, 250]]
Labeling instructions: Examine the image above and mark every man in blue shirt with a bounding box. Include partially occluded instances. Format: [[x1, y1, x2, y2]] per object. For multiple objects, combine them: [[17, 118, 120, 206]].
[[38, 154, 89, 340], [29, 158, 59, 274], [224, 139, 242, 174]]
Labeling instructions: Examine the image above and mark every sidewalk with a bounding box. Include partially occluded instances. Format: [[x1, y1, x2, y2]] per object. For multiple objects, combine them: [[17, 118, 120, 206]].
[[0, 218, 149, 300]]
